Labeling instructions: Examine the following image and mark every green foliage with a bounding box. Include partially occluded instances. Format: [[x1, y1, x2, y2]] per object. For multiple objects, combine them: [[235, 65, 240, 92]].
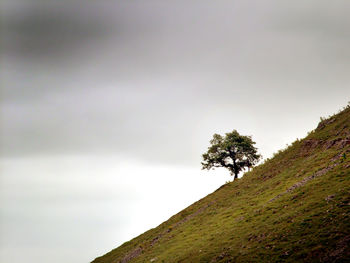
[[201, 130, 261, 179]]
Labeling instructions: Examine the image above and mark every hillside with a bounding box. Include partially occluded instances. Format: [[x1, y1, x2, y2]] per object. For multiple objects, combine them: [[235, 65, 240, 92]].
[[92, 106, 350, 263]]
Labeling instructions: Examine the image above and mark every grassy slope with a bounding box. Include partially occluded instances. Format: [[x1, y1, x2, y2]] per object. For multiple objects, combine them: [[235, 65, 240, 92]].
[[92, 106, 350, 263]]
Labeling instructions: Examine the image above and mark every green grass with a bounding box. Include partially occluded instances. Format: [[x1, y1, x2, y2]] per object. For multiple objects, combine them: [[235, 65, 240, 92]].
[[92, 106, 350, 263]]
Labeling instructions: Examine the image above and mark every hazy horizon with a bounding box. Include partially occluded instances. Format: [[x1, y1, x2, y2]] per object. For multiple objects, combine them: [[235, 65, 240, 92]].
[[1, 1, 349, 262]]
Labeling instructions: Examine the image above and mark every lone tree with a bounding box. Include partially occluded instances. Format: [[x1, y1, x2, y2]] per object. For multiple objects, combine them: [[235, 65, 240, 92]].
[[201, 130, 261, 180]]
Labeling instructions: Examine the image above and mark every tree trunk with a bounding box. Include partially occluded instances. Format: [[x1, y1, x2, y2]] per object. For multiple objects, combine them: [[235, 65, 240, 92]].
[[233, 159, 238, 180]]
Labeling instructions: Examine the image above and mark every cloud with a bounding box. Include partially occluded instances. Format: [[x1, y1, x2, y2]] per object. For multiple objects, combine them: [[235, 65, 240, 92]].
[[1, 0, 349, 165]]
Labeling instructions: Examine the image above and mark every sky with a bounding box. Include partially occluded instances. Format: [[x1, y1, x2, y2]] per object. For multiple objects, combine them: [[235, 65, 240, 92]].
[[1, 1, 349, 262]]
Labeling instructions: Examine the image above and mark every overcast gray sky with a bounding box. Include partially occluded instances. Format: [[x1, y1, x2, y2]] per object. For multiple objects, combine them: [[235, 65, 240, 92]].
[[1, 1, 349, 262]]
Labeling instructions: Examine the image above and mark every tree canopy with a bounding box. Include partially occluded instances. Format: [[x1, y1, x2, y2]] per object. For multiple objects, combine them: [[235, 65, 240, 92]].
[[201, 130, 261, 180]]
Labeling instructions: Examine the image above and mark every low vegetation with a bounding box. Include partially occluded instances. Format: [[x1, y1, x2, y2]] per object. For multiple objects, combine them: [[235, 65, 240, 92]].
[[92, 105, 350, 263]]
